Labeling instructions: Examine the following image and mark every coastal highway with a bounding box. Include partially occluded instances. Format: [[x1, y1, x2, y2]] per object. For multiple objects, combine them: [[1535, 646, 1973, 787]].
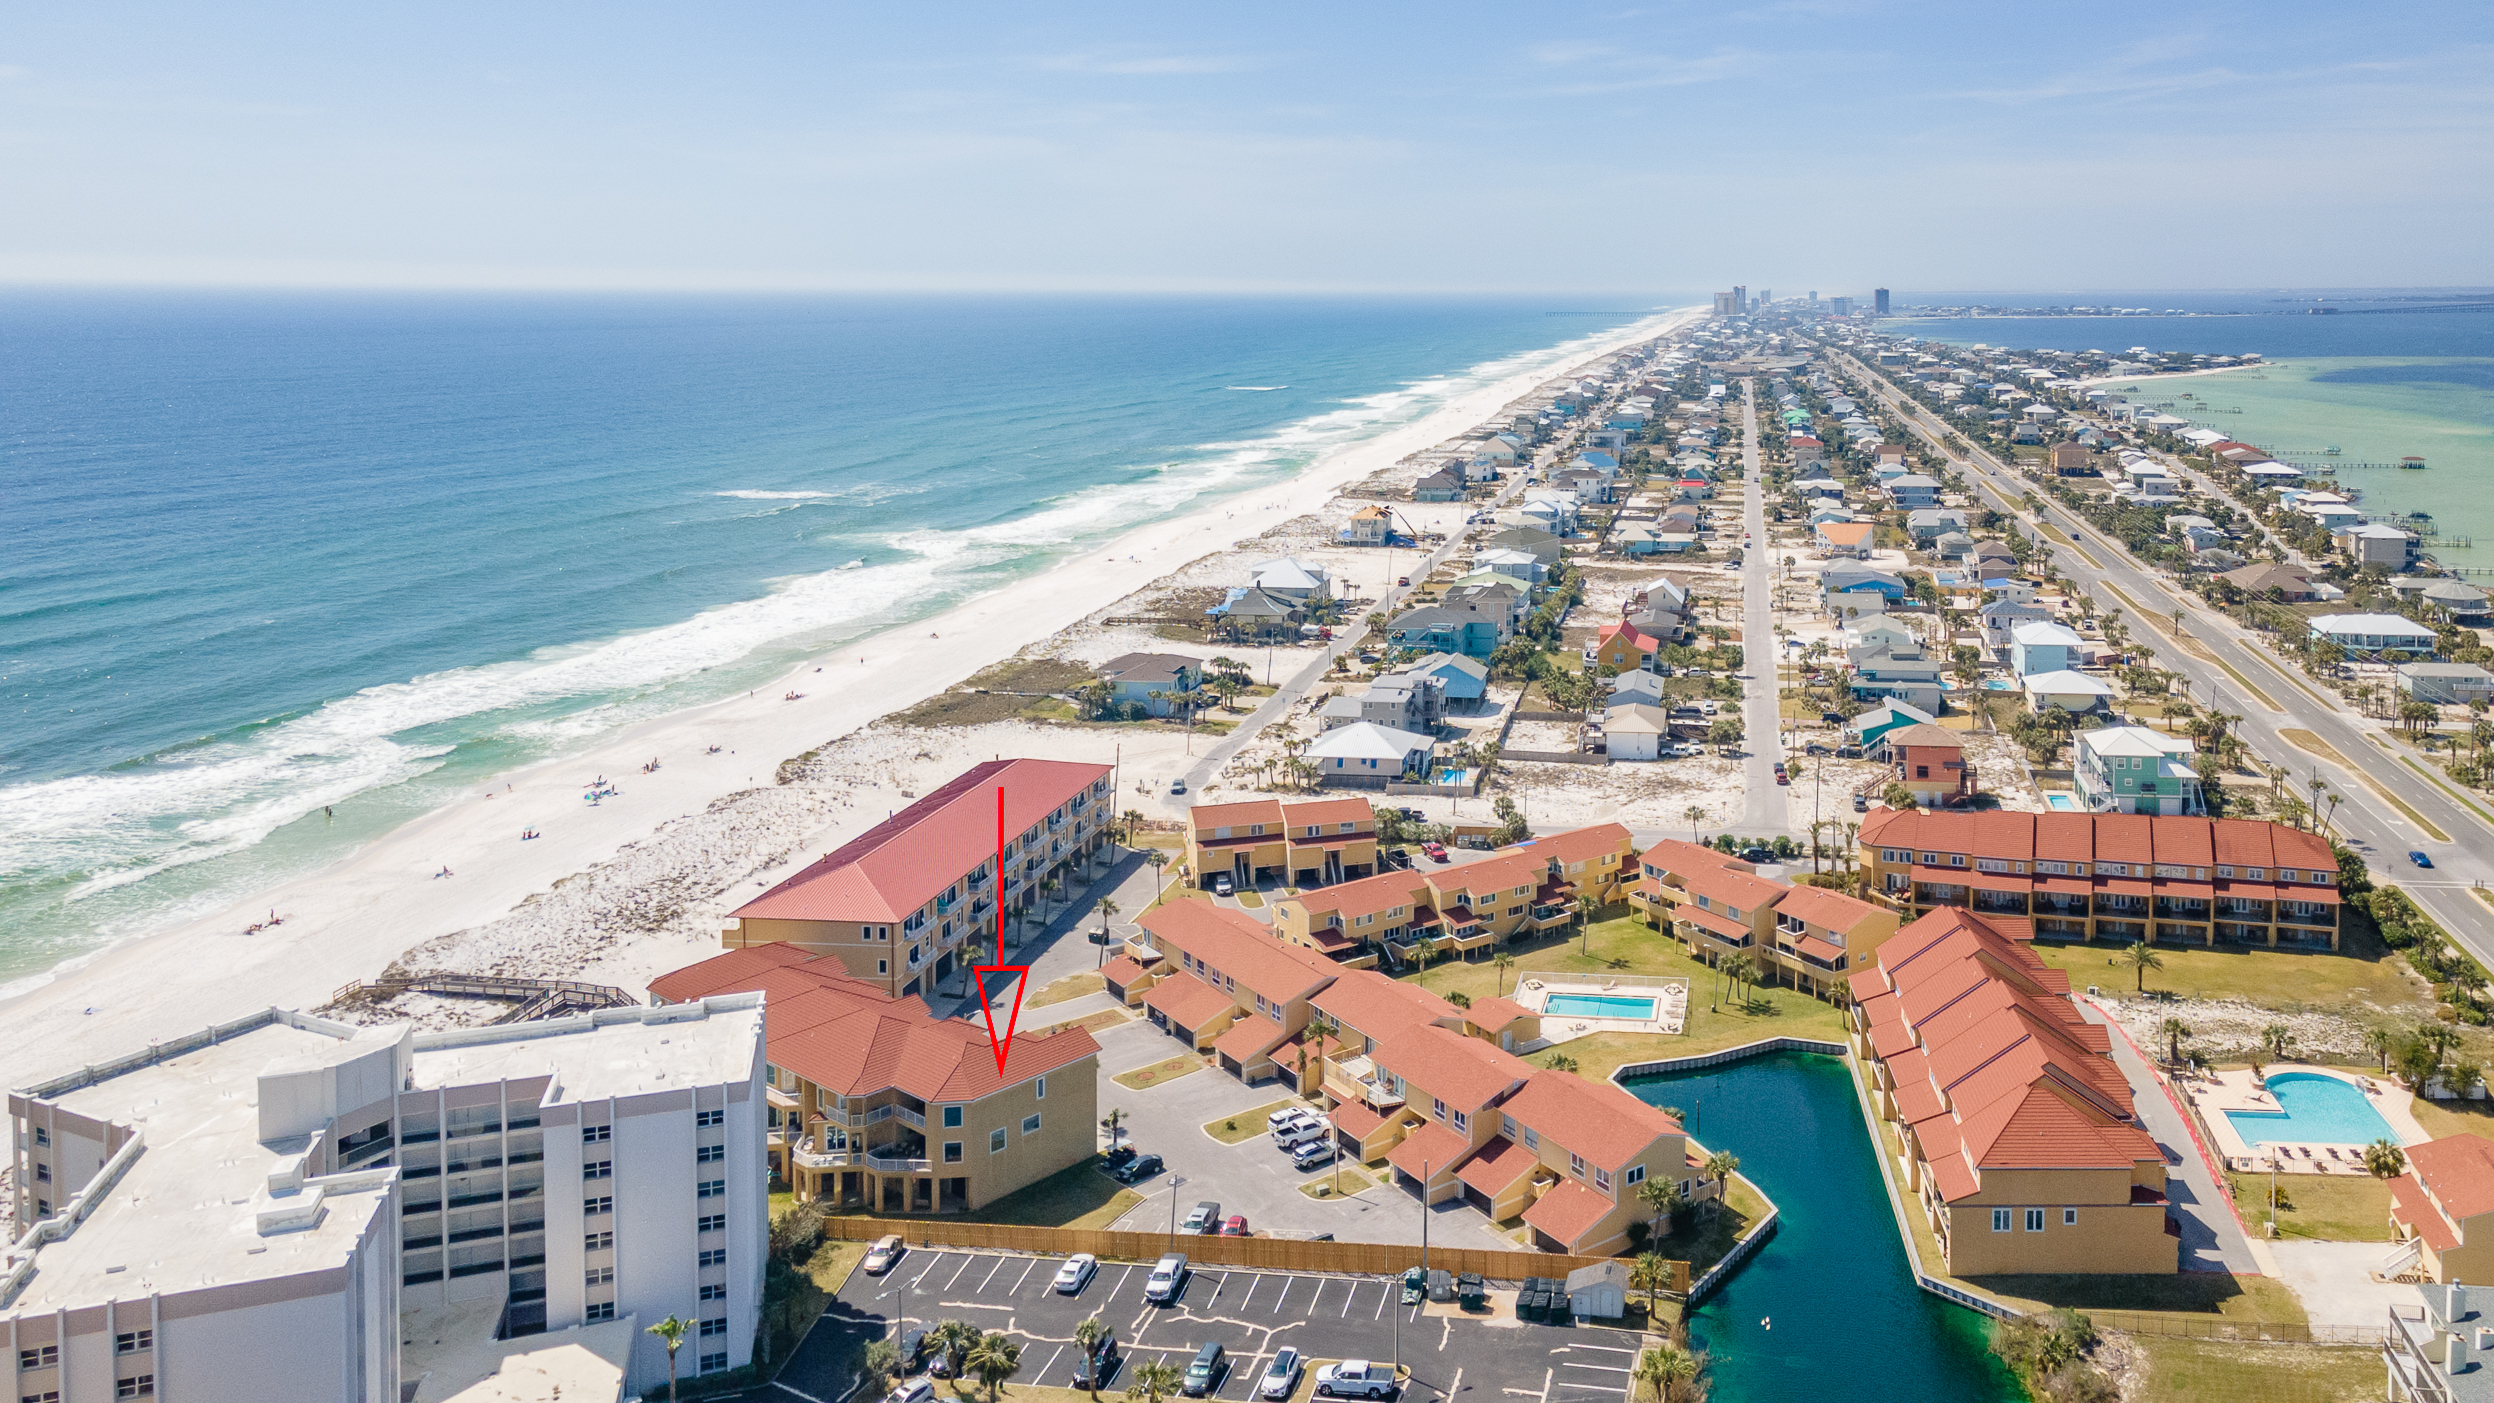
[[1827, 347, 2494, 957], [1736, 380, 1789, 831]]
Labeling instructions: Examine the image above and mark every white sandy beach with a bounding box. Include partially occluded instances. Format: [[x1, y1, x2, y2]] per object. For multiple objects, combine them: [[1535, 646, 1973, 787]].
[[0, 306, 1702, 1084]]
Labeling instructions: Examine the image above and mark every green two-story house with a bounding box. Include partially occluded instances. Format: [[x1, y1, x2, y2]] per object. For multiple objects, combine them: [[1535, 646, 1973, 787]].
[[2075, 725, 2204, 815]]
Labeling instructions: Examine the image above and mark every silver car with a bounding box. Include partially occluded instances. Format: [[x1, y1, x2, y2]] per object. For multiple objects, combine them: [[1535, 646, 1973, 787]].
[[1259, 1348, 1303, 1401], [1054, 1253, 1097, 1294]]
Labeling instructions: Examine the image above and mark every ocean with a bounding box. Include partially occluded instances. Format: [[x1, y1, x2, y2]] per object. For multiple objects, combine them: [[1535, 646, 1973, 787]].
[[0, 292, 1679, 990], [1883, 290, 2494, 560]]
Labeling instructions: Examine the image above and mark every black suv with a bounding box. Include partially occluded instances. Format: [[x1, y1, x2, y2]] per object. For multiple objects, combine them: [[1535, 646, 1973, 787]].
[[1071, 1333, 1121, 1389], [1113, 1153, 1165, 1184]]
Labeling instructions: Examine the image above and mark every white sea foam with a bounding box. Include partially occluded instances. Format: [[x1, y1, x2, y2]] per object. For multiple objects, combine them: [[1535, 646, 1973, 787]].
[[1225, 385, 1288, 391], [1, 307, 1685, 937]]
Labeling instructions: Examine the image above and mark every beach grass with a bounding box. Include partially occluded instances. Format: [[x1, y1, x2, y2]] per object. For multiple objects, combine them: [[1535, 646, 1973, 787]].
[[2126, 1339, 2380, 1403], [2025, 931, 2415, 1013], [1972, 1272, 2307, 1330]]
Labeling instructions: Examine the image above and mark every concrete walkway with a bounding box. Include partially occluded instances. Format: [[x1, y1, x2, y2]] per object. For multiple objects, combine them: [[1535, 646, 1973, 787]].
[[2271, 1240, 2419, 1339], [2079, 998, 2261, 1274]]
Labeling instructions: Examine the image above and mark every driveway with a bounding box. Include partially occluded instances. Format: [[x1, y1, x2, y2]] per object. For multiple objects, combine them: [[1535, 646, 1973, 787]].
[[1092, 1018, 1517, 1250], [2078, 998, 2259, 1273], [2271, 1240, 2421, 1339]]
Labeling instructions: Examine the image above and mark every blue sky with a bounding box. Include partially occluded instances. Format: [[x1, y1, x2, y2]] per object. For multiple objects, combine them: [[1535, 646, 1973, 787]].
[[3, 2, 2488, 292]]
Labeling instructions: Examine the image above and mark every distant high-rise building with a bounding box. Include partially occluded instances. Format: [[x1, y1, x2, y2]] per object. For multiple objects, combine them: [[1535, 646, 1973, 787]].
[[1831, 296, 1853, 316], [1875, 288, 1891, 315], [1757, 289, 1771, 307], [1732, 285, 1747, 315], [1808, 291, 1820, 310], [1713, 291, 1737, 316]]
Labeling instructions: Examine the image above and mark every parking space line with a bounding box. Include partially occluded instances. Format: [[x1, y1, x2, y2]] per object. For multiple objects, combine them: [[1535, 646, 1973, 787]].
[[1339, 1281, 1355, 1318], [1239, 1275, 1258, 1312], [1269, 1276, 1292, 1314], [979, 1257, 1006, 1291], [1011, 1258, 1038, 1294], [1112, 1264, 1135, 1300], [945, 1255, 974, 1290], [1566, 1344, 1637, 1355], [1040, 1345, 1063, 1383], [1208, 1270, 1230, 1305], [1373, 1286, 1389, 1320], [1559, 1363, 1632, 1374], [773, 1382, 830, 1403]]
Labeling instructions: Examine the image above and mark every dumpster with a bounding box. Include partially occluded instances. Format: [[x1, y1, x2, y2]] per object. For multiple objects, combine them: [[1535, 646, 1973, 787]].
[[1400, 1266, 1428, 1306], [1456, 1273, 1486, 1310]]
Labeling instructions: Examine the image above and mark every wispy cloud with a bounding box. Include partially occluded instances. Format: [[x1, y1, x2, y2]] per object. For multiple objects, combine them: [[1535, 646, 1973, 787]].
[[1025, 51, 1257, 77], [1524, 41, 1761, 94]]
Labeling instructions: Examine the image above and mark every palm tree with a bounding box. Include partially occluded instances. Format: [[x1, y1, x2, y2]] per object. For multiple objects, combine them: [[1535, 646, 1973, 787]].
[[1639, 1342, 1699, 1403], [1074, 1316, 1112, 1397], [1683, 805, 1706, 842], [1701, 1149, 1740, 1218], [1142, 848, 1171, 907], [1124, 1358, 1186, 1403], [1095, 896, 1120, 943], [1636, 1177, 1682, 1242], [1412, 930, 1438, 976], [647, 1316, 691, 1403], [1575, 893, 1601, 955], [931, 1320, 982, 1381], [2159, 1017, 2191, 1065], [859, 1340, 902, 1403], [2365, 1138, 2409, 1184], [1101, 1107, 1127, 1152], [2365, 1025, 2398, 1074], [967, 1331, 1023, 1403], [1493, 949, 1516, 996], [2261, 1023, 2296, 1060], [2123, 939, 2164, 993]]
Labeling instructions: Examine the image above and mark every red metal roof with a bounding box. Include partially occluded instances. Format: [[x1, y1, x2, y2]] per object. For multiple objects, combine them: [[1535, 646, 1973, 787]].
[[2407, 1134, 2494, 1224], [1455, 1135, 1543, 1196], [1371, 1025, 1527, 1112], [1501, 1068, 1682, 1172], [1386, 1121, 1474, 1182], [1141, 974, 1238, 1031], [732, 758, 1109, 924]]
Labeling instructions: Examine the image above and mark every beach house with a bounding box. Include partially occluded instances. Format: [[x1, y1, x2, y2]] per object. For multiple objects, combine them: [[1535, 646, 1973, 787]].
[[1847, 644, 1944, 711], [2074, 726, 2204, 815], [1588, 620, 1660, 673], [1182, 795, 1378, 891], [1207, 584, 1302, 640], [1342, 504, 1396, 545], [1854, 909, 2178, 1275], [1906, 509, 1969, 544], [2338, 522, 2422, 571], [2019, 669, 2115, 714], [2308, 614, 2439, 658], [1886, 474, 1941, 508], [724, 759, 1115, 998], [1404, 651, 1490, 704], [1387, 601, 1506, 658], [2008, 620, 2085, 678], [2397, 662, 2494, 706], [1883, 723, 1976, 805], [1603, 703, 1670, 761], [1627, 838, 1897, 995], [1814, 520, 1874, 558], [1304, 722, 1437, 786], [652, 945, 1099, 1218], [1100, 652, 1204, 716], [1248, 556, 1333, 604]]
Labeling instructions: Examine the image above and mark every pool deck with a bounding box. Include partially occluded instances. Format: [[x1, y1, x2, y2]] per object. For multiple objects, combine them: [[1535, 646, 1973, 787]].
[[2185, 1065, 2431, 1173], [1514, 975, 1686, 1039]]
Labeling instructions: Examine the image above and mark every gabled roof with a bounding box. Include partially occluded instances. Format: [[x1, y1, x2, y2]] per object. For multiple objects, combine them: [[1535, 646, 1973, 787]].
[[733, 759, 1110, 924], [1772, 883, 1888, 936], [1500, 1069, 1681, 1172], [1309, 969, 1459, 1043], [2408, 1134, 2494, 1224], [1138, 901, 1340, 1004], [1371, 1025, 1527, 1112], [1521, 1177, 1616, 1247]]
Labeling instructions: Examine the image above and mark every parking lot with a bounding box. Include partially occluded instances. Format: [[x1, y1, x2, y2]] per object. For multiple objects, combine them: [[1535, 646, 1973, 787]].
[[780, 1247, 1651, 1403]]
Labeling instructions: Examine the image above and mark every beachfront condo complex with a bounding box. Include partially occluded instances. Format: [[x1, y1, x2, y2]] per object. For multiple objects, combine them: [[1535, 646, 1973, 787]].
[[1855, 908, 2178, 1275], [1631, 837, 1899, 994], [722, 758, 1116, 1000], [650, 944, 1100, 1216], [1182, 796, 1380, 891], [3, 996, 768, 1400]]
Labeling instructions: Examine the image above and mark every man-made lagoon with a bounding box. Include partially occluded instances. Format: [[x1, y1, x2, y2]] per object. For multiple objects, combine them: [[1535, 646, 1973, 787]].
[[1623, 1051, 2019, 1402]]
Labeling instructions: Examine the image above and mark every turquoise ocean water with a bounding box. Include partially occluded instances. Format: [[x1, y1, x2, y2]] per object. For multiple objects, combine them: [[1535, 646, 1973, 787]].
[[0, 293, 1683, 990], [1887, 290, 2494, 561]]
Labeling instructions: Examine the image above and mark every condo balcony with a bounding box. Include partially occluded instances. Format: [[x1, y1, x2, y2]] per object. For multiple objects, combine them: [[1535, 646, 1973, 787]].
[[1323, 1052, 1404, 1110]]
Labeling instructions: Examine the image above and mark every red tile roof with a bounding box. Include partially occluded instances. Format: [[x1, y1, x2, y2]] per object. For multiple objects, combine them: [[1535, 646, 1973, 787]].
[[1637, 838, 1753, 877], [1309, 970, 1459, 1044], [1187, 798, 1286, 830], [1465, 996, 1534, 1033], [1142, 974, 1239, 1031], [733, 758, 1109, 923], [1102, 955, 1155, 987], [1500, 1069, 1682, 1172], [1140, 901, 1340, 1003], [1386, 1121, 1474, 1182], [2406, 1134, 2494, 1224], [2392, 1173, 2462, 1252], [1371, 1025, 1527, 1112], [1290, 870, 1433, 922], [1521, 1178, 1615, 1248], [1772, 883, 1886, 936], [1455, 1136, 1543, 1196], [1867, 811, 2334, 892], [654, 943, 1099, 1105], [1212, 1016, 1290, 1065], [648, 943, 817, 1003], [1331, 1100, 1397, 1143], [1681, 863, 1787, 914]]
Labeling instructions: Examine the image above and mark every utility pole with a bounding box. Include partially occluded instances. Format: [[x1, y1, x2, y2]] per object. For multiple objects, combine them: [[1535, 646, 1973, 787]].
[[1167, 1175, 1186, 1253]]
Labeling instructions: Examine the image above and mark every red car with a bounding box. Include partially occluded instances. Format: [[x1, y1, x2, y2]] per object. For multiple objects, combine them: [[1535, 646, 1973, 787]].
[[1421, 841, 1448, 862], [1774, 764, 1791, 786], [1220, 1215, 1251, 1237]]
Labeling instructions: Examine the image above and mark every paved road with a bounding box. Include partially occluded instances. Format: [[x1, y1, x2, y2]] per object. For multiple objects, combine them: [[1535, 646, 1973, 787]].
[[1827, 347, 2494, 957], [2078, 1000, 2258, 1273], [1735, 380, 1787, 833]]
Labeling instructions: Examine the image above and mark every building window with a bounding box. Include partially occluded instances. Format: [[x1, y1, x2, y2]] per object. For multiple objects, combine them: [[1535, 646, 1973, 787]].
[[700, 1317, 729, 1337], [1037, 1076, 1047, 1100], [115, 1332, 152, 1355], [583, 1125, 611, 1143], [698, 1179, 727, 1199], [2024, 1208, 2045, 1232], [1594, 1168, 1612, 1192], [586, 1231, 614, 1252], [701, 1282, 728, 1302], [586, 1266, 615, 1286], [701, 1248, 728, 1269], [1022, 1114, 1042, 1136], [585, 1302, 616, 1323], [1432, 1098, 1447, 1122], [1625, 1165, 1646, 1186], [584, 1160, 613, 1180], [115, 1378, 154, 1399], [878, 960, 888, 974], [944, 1106, 963, 1128], [697, 1145, 725, 1164], [1501, 1115, 1518, 1138], [1451, 1110, 1468, 1134], [697, 1109, 724, 1128], [20, 1346, 60, 1370], [2064, 1208, 2078, 1226], [1523, 1128, 1538, 1149], [991, 1128, 1007, 1154], [700, 1352, 729, 1374], [23, 1391, 60, 1403], [33, 1164, 49, 1184], [1569, 1153, 1585, 1178], [944, 1142, 963, 1163], [584, 1196, 613, 1217], [1992, 1209, 2012, 1232]]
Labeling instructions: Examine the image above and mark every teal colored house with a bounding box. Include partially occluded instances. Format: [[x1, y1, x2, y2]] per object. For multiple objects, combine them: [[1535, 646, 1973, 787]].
[[1845, 700, 1936, 751], [1099, 652, 1202, 717], [1387, 603, 1504, 659], [1405, 651, 1490, 702]]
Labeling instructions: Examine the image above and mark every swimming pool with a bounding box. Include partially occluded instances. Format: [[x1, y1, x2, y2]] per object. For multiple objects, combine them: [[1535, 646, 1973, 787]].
[[2222, 1072, 2398, 1147], [2045, 792, 2080, 811], [1542, 992, 1659, 1020]]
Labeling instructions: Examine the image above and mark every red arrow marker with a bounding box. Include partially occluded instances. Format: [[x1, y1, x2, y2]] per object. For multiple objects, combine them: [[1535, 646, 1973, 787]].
[[973, 964, 1031, 1075]]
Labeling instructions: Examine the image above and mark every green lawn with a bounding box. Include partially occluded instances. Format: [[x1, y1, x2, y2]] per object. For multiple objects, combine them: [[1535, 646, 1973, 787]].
[[2027, 930, 2419, 1016], [1399, 913, 1848, 1075], [1974, 1272, 2307, 1331], [2249, 1170, 2393, 1242], [1112, 1055, 1204, 1090], [2407, 1092, 2494, 1142], [1026, 971, 1103, 1009], [2130, 1338, 2382, 1403], [1645, 1176, 1772, 1279], [1205, 1099, 1300, 1144], [961, 1158, 1141, 1230]]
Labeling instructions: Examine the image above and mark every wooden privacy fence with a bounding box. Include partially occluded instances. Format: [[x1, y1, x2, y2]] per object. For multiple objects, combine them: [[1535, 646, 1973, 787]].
[[819, 1216, 1689, 1294]]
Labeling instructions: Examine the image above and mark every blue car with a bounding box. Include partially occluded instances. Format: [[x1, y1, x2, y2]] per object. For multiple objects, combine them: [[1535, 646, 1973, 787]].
[[2410, 851, 2434, 869]]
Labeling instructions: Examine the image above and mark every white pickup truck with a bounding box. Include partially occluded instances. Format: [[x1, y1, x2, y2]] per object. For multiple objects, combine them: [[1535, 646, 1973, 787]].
[[1314, 1361, 1396, 1399]]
